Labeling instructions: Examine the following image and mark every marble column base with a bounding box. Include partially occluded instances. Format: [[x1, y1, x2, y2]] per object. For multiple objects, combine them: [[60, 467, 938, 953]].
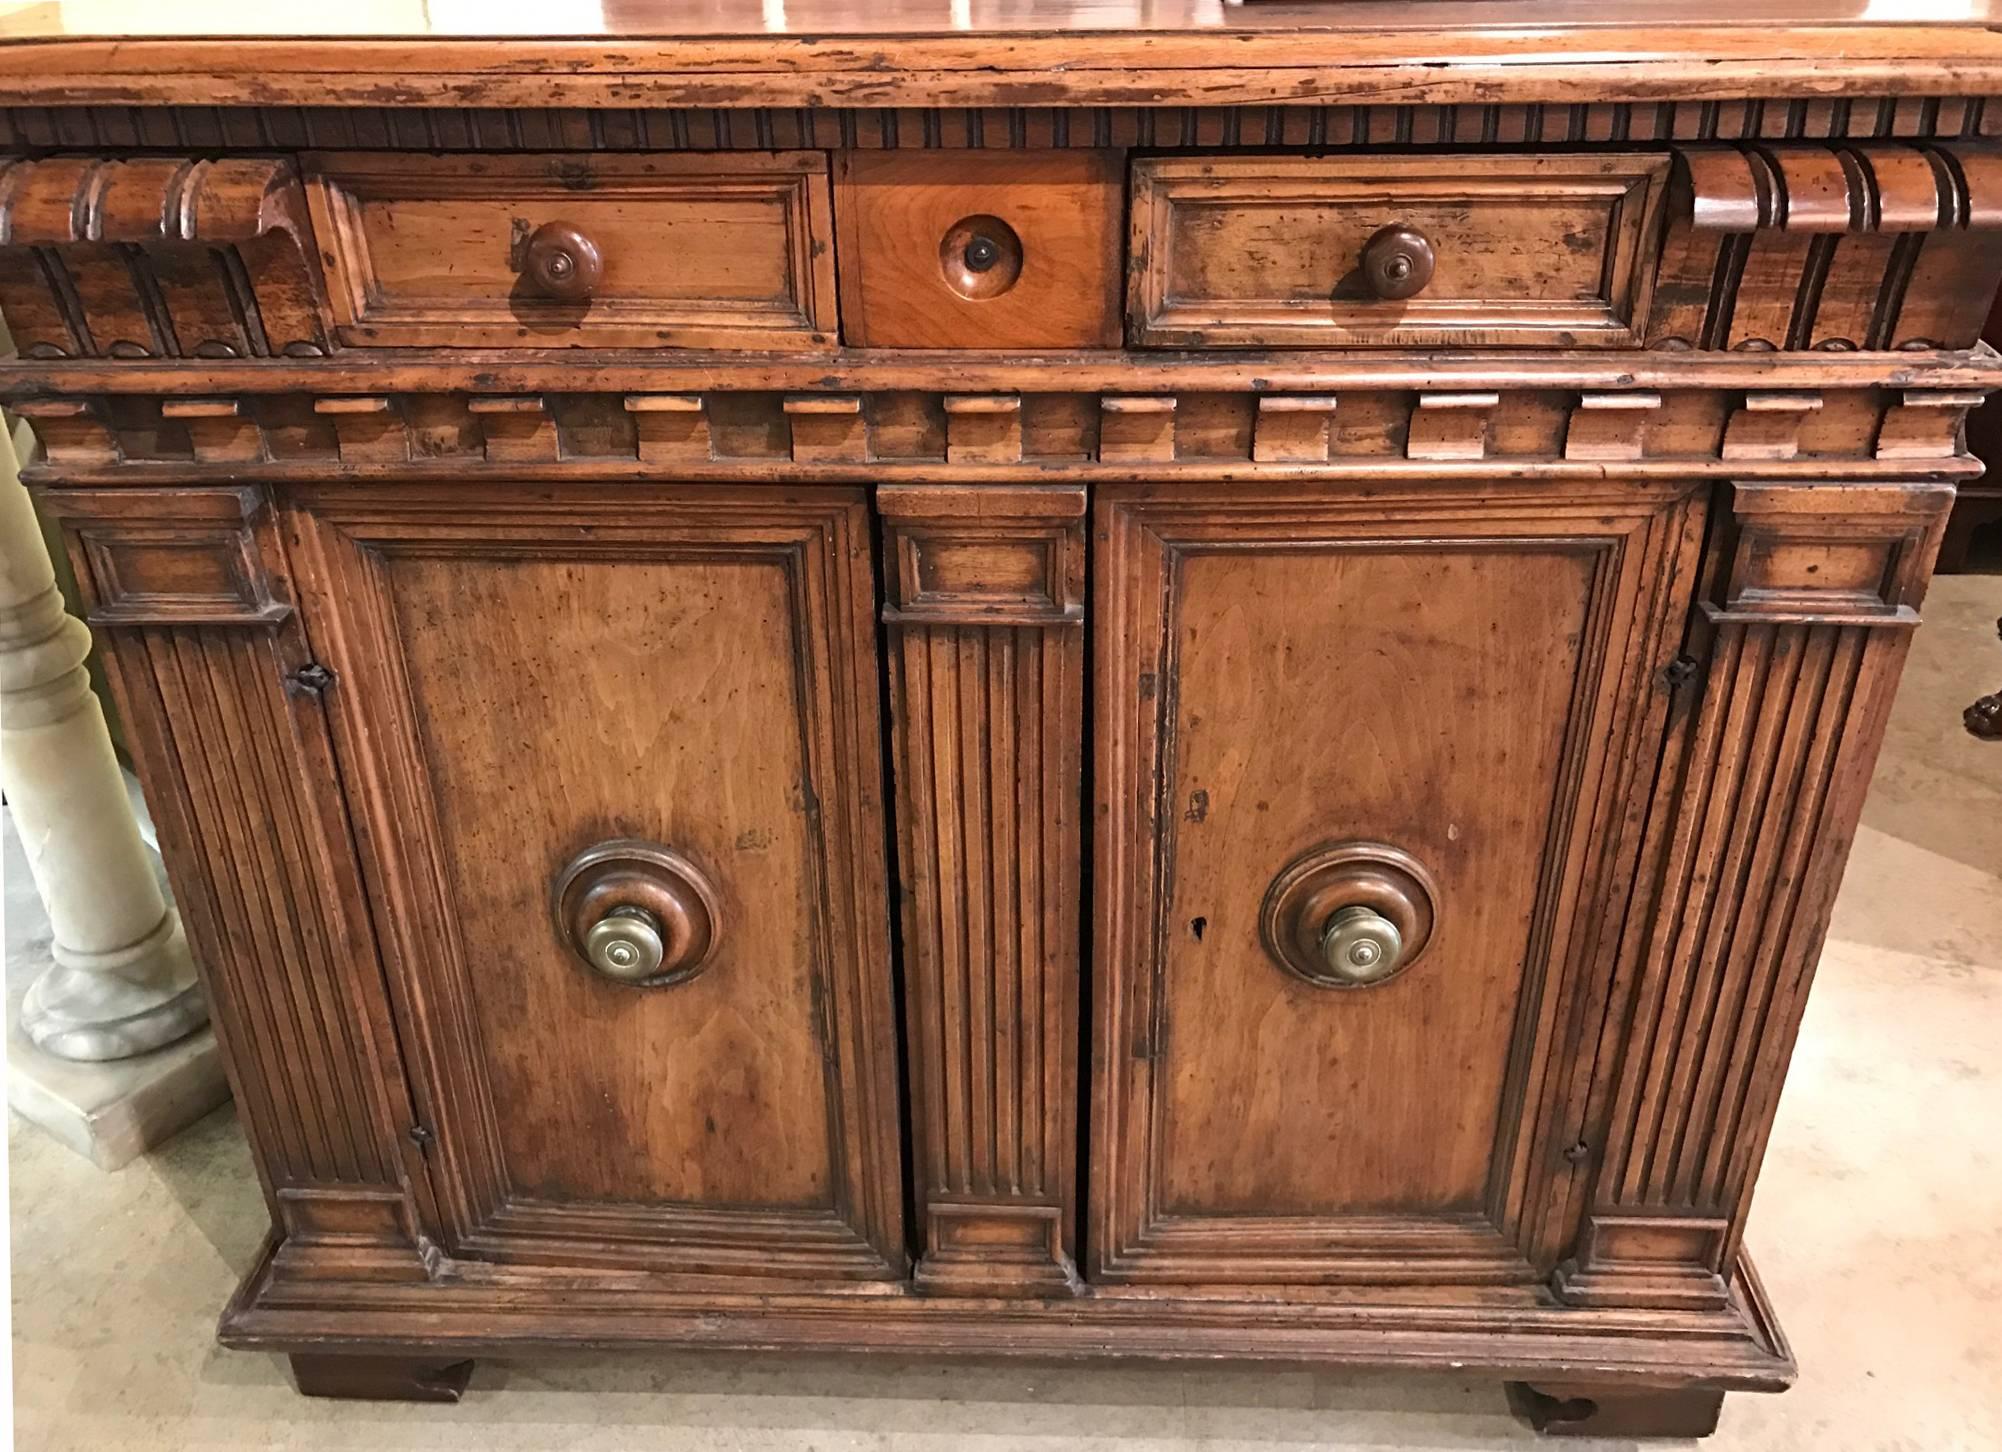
[[5, 793, 229, 1169], [20, 913, 209, 1061]]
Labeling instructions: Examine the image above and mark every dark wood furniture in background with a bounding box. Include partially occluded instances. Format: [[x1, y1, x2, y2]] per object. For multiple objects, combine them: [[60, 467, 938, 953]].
[[5, 2, 2002, 1436], [1950, 295, 2002, 739], [1944, 292, 2002, 573]]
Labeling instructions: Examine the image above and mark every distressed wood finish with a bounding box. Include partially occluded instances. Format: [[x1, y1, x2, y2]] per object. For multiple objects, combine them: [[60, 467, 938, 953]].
[[304, 152, 839, 351], [10, 6, 2002, 109], [6, 1, 1999, 1436], [1128, 154, 1670, 349]]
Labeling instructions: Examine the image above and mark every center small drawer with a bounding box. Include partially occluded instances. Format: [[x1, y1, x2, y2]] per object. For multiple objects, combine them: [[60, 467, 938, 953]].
[[1128, 153, 1670, 350], [304, 152, 839, 350]]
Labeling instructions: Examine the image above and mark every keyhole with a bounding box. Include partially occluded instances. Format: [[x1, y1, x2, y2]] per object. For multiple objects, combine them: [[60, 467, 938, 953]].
[[1190, 916, 1207, 942]]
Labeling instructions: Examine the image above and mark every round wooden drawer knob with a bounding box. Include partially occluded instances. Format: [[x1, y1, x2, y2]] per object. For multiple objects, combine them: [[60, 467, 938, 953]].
[[522, 221, 604, 303], [1360, 224, 1436, 301]]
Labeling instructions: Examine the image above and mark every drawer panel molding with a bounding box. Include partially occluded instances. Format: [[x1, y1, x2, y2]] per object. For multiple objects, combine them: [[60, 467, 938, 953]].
[[303, 152, 839, 351], [1128, 153, 1671, 349]]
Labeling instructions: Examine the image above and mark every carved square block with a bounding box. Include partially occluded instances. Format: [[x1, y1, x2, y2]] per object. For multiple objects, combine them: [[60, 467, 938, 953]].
[[1874, 389, 1986, 460], [468, 395, 559, 462], [276, 1185, 419, 1246], [14, 399, 119, 464], [914, 1202, 1077, 1296], [161, 398, 265, 464], [783, 394, 868, 463], [51, 487, 292, 627], [880, 485, 1085, 626], [1252, 396, 1339, 463], [1408, 392, 1499, 460], [1099, 396, 1177, 463], [1564, 391, 1661, 461], [272, 1186, 434, 1284], [1553, 1213, 1731, 1310], [1721, 392, 1822, 462], [943, 395, 1025, 465], [1708, 480, 1954, 626], [624, 394, 711, 463], [314, 396, 408, 464]]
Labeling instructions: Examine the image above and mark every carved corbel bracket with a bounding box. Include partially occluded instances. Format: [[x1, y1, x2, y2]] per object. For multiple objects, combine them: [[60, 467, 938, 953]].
[[0, 155, 330, 360], [1651, 142, 2002, 352]]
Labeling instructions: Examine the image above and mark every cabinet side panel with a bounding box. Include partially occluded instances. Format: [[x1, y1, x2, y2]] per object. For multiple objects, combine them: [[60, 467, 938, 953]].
[[40, 485, 431, 1283], [1561, 479, 1951, 1311]]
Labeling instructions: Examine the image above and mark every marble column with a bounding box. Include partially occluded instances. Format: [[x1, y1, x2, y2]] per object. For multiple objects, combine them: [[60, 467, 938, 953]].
[[1, 421, 208, 1061]]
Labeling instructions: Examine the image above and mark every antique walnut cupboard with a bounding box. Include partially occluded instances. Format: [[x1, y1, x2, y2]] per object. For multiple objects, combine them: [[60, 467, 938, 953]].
[[4, 1, 2001, 1436]]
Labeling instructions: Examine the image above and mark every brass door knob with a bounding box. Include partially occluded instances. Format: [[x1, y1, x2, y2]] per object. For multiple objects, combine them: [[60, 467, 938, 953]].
[[521, 221, 604, 302], [1319, 905, 1404, 985], [553, 840, 720, 988], [1261, 841, 1439, 989], [1360, 224, 1436, 300], [583, 906, 667, 982]]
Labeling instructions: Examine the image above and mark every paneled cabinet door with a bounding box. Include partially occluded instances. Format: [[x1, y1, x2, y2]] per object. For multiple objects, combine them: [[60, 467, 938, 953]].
[[279, 484, 906, 1282], [1090, 481, 1707, 1286]]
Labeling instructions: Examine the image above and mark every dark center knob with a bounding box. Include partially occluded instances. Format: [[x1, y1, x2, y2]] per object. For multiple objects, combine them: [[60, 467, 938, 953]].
[[963, 235, 1002, 273], [1360, 224, 1436, 301], [521, 220, 603, 303]]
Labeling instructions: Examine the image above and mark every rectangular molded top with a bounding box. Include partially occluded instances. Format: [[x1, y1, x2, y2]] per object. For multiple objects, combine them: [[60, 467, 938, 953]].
[[4, 0, 2002, 109]]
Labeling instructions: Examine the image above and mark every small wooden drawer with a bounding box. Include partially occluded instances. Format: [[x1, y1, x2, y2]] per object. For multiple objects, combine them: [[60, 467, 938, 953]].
[[834, 150, 1123, 349], [1128, 154, 1670, 349], [304, 152, 839, 350]]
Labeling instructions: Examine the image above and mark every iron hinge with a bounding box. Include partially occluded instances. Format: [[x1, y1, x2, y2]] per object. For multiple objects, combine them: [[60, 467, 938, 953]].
[[285, 662, 337, 698], [1660, 653, 1703, 695]]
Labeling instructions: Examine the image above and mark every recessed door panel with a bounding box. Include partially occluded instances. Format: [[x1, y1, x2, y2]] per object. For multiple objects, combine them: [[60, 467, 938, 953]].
[[1091, 481, 1706, 1285], [283, 484, 905, 1282]]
